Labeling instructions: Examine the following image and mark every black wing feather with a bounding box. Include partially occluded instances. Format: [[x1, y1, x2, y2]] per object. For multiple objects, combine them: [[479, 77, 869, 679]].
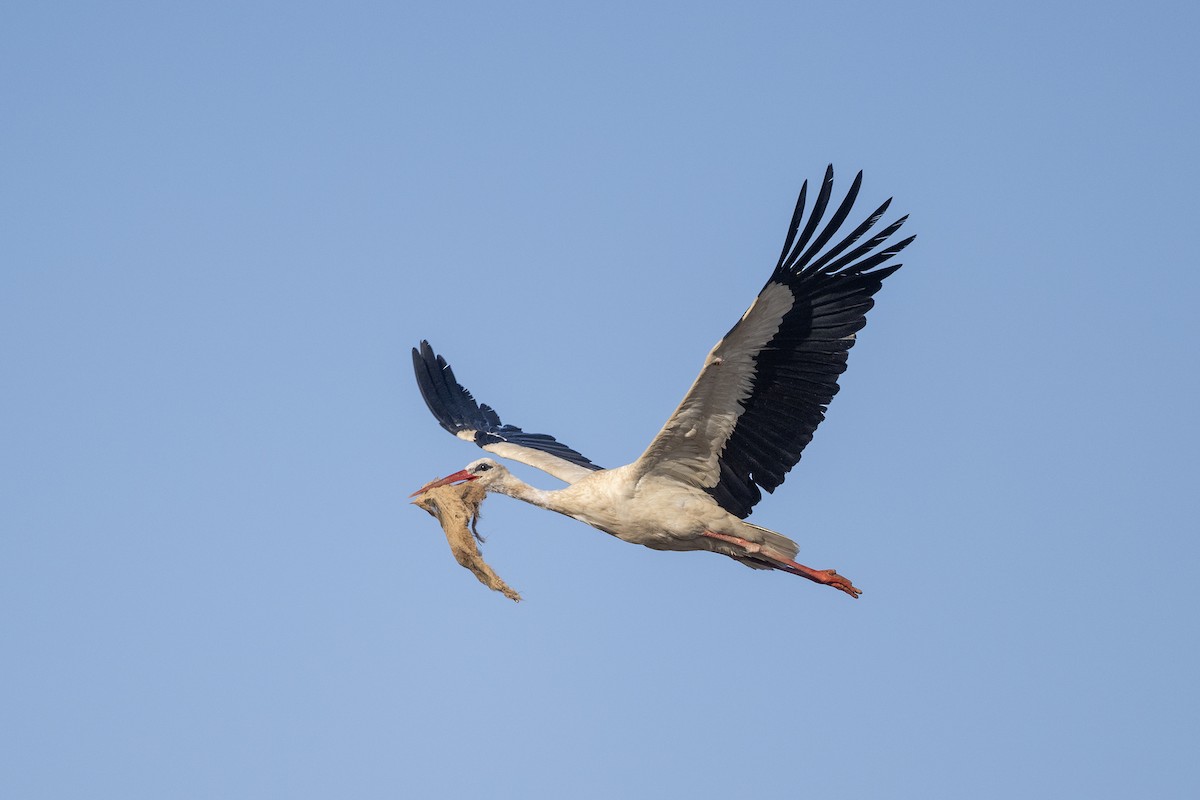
[[774, 179, 809, 268], [781, 165, 835, 272]]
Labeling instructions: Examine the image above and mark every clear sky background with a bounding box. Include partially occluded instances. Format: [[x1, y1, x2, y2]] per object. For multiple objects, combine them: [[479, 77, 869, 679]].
[[3, 2, 1198, 798]]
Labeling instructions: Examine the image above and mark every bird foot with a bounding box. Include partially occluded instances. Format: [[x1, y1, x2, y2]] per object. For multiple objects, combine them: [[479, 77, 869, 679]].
[[773, 560, 861, 598], [803, 568, 861, 599]]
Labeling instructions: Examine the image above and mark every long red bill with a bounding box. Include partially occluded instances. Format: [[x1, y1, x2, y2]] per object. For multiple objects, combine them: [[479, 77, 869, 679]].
[[410, 469, 478, 497]]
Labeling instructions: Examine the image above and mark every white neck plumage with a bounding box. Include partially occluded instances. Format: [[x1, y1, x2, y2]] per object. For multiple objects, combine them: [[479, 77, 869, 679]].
[[485, 471, 561, 512]]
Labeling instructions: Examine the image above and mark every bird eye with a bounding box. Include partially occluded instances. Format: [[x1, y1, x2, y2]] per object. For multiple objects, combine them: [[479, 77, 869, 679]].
[[476, 463, 493, 472]]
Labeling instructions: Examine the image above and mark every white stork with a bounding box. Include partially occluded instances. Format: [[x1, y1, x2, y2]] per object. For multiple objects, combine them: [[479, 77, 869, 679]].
[[412, 166, 913, 598]]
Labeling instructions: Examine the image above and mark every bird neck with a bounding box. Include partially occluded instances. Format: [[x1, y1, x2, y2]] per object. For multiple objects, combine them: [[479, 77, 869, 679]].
[[492, 475, 559, 510]]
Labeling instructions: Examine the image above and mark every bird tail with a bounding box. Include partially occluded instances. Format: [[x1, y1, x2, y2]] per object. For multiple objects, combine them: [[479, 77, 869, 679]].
[[743, 521, 800, 560], [735, 521, 800, 568]]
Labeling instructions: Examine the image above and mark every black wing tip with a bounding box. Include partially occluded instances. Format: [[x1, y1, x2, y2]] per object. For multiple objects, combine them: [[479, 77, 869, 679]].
[[413, 340, 445, 380], [775, 167, 911, 282], [411, 339, 493, 436], [412, 339, 450, 375]]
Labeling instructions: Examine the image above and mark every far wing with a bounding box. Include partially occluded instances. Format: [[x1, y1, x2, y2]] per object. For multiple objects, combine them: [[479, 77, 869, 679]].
[[412, 340, 603, 484], [633, 166, 913, 517]]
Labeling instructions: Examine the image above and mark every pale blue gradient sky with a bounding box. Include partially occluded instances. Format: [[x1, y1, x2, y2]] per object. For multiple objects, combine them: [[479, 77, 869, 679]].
[[3, 2, 1198, 798]]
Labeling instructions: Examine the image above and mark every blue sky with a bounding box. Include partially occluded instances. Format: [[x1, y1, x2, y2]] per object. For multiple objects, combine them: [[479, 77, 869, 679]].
[[3, 1, 1198, 797]]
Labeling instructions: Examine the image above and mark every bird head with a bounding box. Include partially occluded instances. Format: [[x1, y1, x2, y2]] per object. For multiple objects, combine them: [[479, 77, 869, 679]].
[[410, 458, 507, 497]]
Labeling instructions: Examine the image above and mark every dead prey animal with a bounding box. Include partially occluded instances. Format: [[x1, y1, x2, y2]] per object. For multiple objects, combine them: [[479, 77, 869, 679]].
[[411, 481, 521, 602]]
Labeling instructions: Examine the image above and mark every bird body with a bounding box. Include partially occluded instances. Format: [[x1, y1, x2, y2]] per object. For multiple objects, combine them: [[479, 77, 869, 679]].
[[545, 464, 743, 552], [412, 167, 913, 598], [430, 458, 797, 562]]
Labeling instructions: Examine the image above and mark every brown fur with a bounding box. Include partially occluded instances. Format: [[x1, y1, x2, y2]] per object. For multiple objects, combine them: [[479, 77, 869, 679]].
[[412, 482, 521, 602]]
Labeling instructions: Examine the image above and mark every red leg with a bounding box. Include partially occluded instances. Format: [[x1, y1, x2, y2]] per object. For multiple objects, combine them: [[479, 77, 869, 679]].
[[701, 531, 862, 599]]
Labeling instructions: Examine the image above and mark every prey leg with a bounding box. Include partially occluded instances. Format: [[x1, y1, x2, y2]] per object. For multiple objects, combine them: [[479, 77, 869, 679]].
[[701, 531, 862, 599]]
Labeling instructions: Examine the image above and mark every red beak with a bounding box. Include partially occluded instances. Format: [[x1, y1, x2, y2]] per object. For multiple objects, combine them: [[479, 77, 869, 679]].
[[410, 469, 478, 497]]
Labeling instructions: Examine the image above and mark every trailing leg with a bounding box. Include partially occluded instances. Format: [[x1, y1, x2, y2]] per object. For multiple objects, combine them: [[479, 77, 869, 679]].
[[701, 531, 862, 599]]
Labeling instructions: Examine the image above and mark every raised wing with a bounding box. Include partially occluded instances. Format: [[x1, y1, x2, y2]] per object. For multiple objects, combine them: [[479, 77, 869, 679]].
[[412, 340, 603, 484], [633, 166, 913, 517]]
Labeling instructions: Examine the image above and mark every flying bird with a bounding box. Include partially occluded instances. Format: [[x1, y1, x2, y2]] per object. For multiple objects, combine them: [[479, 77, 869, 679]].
[[412, 166, 913, 598]]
